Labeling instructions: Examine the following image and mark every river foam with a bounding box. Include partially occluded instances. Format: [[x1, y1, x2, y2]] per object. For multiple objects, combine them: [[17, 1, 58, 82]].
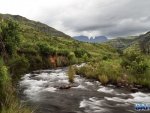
[[97, 87, 115, 94], [105, 92, 150, 104], [20, 69, 68, 99], [80, 97, 109, 113]]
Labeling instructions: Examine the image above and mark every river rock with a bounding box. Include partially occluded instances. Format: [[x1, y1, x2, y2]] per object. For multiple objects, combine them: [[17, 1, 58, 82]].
[[123, 95, 134, 99], [131, 87, 139, 93], [58, 85, 71, 89], [134, 84, 143, 89]]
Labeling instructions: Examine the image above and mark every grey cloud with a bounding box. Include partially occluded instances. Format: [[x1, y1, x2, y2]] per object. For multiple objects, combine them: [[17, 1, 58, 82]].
[[33, 0, 150, 38]]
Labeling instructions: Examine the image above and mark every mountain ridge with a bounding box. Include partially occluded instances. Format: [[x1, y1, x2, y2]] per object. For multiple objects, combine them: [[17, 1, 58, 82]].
[[73, 35, 108, 43], [0, 13, 71, 39]]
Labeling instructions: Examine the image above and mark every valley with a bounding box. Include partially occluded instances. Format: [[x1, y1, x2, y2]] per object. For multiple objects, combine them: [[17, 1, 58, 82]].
[[0, 13, 150, 113]]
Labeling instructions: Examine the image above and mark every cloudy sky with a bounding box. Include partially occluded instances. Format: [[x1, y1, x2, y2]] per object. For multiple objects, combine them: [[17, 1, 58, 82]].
[[0, 0, 150, 38]]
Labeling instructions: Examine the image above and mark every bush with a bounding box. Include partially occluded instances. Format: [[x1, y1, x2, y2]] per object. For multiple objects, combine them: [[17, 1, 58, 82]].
[[82, 53, 88, 62], [121, 48, 149, 74], [76, 64, 99, 79], [75, 59, 122, 84], [57, 49, 69, 56], [68, 52, 77, 64], [67, 66, 75, 83], [8, 56, 30, 78], [99, 75, 109, 85], [56, 56, 69, 67], [37, 42, 56, 55], [19, 43, 38, 54], [0, 66, 10, 85], [0, 19, 20, 56], [0, 58, 32, 113], [74, 49, 90, 58], [96, 60, 122, 82], [26, 55, 43, 71]]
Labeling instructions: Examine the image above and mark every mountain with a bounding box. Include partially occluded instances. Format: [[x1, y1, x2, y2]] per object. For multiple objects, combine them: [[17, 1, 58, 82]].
[[73, 35, 108, 43], [106, 38, 135, 50], [0, 13, 116, 60], [73, 36, 89, 42], [106, 36, 138, 50], [106, 32, 150, 54], [0, 13, 71, 39], [136, 31, 150, 54]]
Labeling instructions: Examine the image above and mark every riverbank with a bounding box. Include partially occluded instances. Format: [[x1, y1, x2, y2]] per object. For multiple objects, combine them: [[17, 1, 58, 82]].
[[0, 59, 33, 113], [74, 58, 150, 92]]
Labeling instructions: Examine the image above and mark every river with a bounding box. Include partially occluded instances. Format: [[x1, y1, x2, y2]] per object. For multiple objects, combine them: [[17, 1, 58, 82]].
[[19, 67, 150, 113]]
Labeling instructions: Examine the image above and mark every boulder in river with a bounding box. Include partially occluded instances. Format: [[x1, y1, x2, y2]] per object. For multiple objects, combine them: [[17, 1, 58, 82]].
[[58, 85, 71, 89], [131, 87, 139, 93], [123, 95, 134, 99]]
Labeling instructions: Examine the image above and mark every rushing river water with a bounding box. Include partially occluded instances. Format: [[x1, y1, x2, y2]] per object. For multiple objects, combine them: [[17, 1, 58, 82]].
[[19, 66, 150, 113]]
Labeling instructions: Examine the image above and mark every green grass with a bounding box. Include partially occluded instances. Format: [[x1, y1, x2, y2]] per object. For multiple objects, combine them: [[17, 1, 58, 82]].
[[0, 59, 32, 113], [75, 54, 150, 88]]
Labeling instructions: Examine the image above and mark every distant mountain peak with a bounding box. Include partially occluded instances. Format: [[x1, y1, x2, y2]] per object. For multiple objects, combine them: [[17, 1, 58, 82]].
[[73, 35, 108, 43]]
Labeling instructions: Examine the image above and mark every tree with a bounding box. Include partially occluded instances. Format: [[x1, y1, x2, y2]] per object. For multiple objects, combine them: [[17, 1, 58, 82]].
[[0, 18, 20, 58]]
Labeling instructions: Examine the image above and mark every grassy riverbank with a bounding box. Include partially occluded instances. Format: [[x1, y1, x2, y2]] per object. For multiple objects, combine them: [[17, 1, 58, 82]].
[[0, 59, 32, 113], [75, 47, 150, 89]]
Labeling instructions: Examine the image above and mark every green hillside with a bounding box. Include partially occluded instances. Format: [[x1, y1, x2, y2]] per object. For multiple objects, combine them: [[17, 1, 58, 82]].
[[0, 14, 117, 58], [0, 14, 71, 38], [106, 36, 137, 51], [106, 32, 150, 54], [0, 13, 118, 78]]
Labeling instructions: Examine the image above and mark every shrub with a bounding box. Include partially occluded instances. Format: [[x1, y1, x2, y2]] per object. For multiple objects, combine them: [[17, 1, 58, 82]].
[[56, 56, 69, 67], [75, 59, 122, 84], [99, 75, 109, 85], [82, 53, 88, 62], [8, 56, 30, 78], [19, 43, 38, 54], [76, 64, 99, 79], [0, 58, 32, 113], [68, 52, 77, 64], [67, 66, 75, 83], [57, 49, 69, 56], [0, 19, 20, 56], [121, 48, 149, 74], [26, 55, 43, 71], [74, 49, 90, 58], [97, 60, 122, 82], [102, 53, 112, 60], [37, 42, 56, 55]]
